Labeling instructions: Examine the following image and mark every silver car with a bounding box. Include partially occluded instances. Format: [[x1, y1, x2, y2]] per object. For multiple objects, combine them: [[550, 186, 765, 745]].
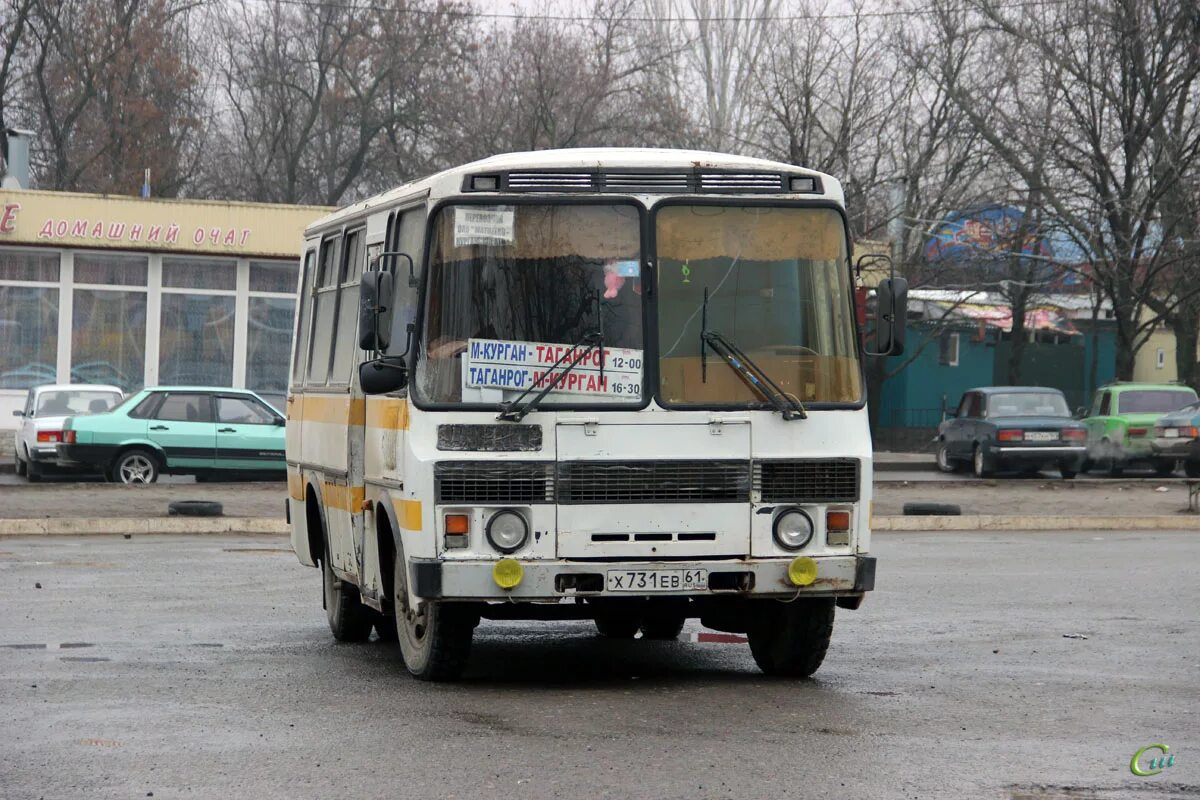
[[12, 384, 124, 481]]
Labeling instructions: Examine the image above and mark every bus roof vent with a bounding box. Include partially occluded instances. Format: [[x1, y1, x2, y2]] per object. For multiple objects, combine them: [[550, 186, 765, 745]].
[[699, 172, 786, 192], [602, 172, 691, 193], [464, 169, 817, 194], [505, 171, 596, 191]]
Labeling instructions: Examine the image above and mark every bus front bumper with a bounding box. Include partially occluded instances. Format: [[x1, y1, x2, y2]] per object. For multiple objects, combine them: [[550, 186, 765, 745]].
[[408, 555, 875, 601]]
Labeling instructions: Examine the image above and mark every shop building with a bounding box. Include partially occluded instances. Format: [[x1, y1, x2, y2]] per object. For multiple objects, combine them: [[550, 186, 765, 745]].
[[0, 188, 329, 427]]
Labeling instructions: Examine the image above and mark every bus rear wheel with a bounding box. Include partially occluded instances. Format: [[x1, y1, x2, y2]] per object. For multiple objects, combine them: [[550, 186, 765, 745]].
[[323, 542, 374, 642], [392, 543, 476, 681], [747, 599, 835, 678]]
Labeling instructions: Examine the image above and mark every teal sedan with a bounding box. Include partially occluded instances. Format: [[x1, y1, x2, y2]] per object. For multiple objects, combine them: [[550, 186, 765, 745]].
[[56, 387, 286, 484]]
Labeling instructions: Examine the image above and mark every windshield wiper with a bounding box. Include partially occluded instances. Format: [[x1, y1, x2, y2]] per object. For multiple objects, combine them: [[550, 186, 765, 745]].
[[498, 292, 606, 423], [701, 287, 806, 421]]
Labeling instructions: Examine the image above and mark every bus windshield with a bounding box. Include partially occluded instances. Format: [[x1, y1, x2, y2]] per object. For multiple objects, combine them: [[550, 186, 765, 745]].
[[655, 205, 861, 407], [416, 203, 645, 406]]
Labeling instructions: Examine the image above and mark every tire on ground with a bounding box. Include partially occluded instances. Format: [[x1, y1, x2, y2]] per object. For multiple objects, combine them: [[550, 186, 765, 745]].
[[640, 612, 687, 640], [167, 500, 224, 517], [902, 502, 962, 516], [594, 611, 643, 639]]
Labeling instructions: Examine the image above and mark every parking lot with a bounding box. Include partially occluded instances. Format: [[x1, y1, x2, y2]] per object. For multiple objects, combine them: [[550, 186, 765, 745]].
[[1, 531, 1196, 799]]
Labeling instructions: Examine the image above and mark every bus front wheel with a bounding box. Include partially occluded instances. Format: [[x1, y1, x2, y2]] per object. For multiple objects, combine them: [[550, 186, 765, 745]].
[[747, 599, 835, 678], [392, 544, 476, 681]]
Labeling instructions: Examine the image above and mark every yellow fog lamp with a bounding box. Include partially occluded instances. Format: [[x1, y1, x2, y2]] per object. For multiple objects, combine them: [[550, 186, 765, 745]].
[[787, 556, 818, 587], [492, 558, 524, 590]]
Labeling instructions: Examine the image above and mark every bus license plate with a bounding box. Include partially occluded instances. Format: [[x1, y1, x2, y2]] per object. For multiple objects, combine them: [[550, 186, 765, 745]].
[[606, 569, 708, 592]]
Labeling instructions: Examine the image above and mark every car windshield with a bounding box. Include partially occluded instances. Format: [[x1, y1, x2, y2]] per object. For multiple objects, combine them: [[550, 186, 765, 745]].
[[986, 392, 1070, 417], [655, 205, 860, 407], [35, 389, 122, 417], [1118, 390, 1196, 414], [416, 203, 644, 406]]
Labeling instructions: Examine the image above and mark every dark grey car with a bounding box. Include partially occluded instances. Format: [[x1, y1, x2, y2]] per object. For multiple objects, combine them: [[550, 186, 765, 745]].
[[936, 387, 1088, 478]]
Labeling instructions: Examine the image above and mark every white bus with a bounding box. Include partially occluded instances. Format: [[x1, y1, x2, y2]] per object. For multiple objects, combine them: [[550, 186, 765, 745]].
[[285, 148, 906, 681]]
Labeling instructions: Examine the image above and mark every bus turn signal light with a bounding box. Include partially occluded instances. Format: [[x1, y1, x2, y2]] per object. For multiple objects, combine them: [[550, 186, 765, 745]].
[[826, 510, 851, 531], [445, 514, 469, 535]]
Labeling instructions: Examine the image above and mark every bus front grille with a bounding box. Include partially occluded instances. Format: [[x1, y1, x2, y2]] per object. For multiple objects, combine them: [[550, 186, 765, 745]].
[[557, 460, 750, 504], [435, 461, 555, 504], [753, 459, 860, 503]]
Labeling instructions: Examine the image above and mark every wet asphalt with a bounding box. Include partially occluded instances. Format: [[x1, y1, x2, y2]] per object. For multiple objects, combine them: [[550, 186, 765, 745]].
[[0, 532, 1197, 800]]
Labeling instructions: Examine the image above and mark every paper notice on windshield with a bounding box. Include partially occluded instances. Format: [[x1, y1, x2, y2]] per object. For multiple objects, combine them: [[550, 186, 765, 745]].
[[454, 207, 515, 247], [465, 338, 642, 397]]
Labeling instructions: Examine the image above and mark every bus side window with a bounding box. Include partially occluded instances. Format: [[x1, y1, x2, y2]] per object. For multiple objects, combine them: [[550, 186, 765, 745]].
[[308, 236, 341, 385], [329, 229, 364, 383], [387, 207, 425, 357], [291, 249, 316, 387]]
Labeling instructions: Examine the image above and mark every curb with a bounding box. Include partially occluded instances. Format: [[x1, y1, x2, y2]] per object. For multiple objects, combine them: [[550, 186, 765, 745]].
[[872, 515, 1200, 531], [0, 517, 287, 536], [1, 515, 1198, 536]]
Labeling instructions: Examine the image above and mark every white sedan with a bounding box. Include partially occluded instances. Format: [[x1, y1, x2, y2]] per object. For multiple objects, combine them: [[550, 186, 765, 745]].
[[12, 384, 124, 481]]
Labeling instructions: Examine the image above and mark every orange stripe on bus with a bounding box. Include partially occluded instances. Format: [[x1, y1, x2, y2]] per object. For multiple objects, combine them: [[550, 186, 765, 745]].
[[322, 482, 365, 513], [286, 468, 304, 501], [393, 499, 422, 531], [292, 394, 365, 425], [365, 397, 409, 431]]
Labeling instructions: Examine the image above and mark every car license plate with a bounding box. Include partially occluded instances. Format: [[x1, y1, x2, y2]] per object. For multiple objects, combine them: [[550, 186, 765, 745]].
[[1165, 428, 1180, 438], [1026, 431, 1058, 441], [606, 569, 708, 592]]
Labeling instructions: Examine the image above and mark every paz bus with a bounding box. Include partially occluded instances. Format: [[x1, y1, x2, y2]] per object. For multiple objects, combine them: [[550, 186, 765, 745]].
[[285, 148, 907, 681]]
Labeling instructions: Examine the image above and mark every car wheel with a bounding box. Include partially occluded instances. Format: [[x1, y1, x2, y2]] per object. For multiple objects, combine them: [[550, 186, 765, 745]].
[[14, 449, 26, 477], [26, 455, 43, 483], [972, 445, 994, 478], [935, 442, 958, 473], [111, 449, 160, 485], [1186, 460, 1200, 479], [1153, 459, 1176, 478]]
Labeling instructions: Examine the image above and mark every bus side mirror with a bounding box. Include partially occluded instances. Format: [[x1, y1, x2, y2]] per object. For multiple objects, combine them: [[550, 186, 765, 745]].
[[359, 269, 394, 352], [869, 277, 908, 356], [359, 359, 408, 395]]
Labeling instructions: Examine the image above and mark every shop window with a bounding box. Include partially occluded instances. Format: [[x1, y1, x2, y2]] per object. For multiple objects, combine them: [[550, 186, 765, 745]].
[[162, 257, 236, 291], [939, 331, 960, 366], [159, 294, 235, 386], [248, 296, 295, 399], [74, 253, 147, 286], [0, 249, 59, 282], [71, 289, 146, 391], [249, 260, 299, 293], [0, 285, 58, 389]]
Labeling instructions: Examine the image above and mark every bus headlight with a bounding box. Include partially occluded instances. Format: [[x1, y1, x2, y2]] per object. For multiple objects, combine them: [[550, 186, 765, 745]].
[[485, 510, 529, 554], [773, 508, 814, 551]]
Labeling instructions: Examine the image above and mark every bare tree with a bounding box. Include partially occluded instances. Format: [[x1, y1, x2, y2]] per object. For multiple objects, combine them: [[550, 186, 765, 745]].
[[204, 0, 473, 205], [924, 0, 1200, 380], [0, 0, 35, 150], [26, 0, 205, 195]]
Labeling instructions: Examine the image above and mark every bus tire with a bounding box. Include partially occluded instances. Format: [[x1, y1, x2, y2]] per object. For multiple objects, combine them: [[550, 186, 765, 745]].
[[392, 543, 475, 681], [322, 541, 374, 643], [640, 613, 686, 640], [594, 611, 642, 639], [747, 598, 835, 678]]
